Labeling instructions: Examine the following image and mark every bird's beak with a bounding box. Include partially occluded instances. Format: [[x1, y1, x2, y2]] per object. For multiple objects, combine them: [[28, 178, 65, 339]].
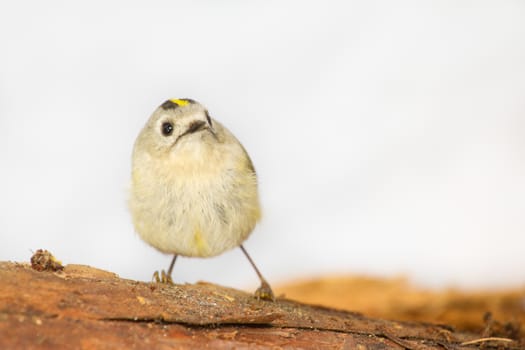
[[181, 120, 217, 140], [186, 120, 207, 134]]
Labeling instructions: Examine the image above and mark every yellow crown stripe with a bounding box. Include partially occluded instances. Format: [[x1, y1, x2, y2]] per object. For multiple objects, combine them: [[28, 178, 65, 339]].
[[170, 99, 190, 107]]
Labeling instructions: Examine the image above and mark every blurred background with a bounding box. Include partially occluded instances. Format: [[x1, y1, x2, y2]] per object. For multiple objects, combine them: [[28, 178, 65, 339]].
[[1, 1, 524, 291]]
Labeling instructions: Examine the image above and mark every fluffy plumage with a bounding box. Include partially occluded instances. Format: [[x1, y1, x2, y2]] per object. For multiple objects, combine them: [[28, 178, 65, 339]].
[[129, 99, 261, 258]]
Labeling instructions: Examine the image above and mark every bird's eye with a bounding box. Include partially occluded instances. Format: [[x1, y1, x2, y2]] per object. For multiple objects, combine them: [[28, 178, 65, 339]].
[[161, 122, 174, 136]]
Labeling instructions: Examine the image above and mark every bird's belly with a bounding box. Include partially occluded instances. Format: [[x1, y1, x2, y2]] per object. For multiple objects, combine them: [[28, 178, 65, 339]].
[[131, 178, 260, 258]]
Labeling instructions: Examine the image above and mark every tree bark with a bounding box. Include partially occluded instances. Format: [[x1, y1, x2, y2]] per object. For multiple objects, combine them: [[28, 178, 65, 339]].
[[0, 260, 521, 349]]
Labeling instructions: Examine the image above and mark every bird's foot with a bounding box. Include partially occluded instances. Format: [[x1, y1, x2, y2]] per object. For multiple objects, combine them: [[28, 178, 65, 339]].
[[255, 280, 275, 301], [152, 270, 174, 284]]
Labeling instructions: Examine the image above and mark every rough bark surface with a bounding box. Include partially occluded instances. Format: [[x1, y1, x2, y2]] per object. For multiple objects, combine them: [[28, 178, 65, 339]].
[[0, 261, 521, 349]]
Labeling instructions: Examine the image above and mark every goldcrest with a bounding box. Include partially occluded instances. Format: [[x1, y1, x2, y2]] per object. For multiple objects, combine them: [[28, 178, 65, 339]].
[[129, 98, 274, 300]]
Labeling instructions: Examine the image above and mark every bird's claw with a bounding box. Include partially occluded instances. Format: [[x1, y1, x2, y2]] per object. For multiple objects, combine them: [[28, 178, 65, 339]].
[[152, 270, 174, 284], [255, 280, 275, 301]]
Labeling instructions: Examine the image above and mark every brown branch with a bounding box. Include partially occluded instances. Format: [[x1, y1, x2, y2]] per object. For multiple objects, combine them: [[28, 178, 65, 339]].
[[0, 260, 521, 349]]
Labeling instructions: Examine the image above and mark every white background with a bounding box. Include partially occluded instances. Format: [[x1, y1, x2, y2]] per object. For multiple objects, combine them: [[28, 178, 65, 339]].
[[1, 1, 524, 290]]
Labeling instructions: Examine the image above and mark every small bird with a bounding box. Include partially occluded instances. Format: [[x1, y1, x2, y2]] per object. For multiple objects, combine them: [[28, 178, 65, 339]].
[[129, 98, 274, 300]]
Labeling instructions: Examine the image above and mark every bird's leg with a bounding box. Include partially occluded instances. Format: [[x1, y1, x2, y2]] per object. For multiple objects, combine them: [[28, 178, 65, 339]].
[[153, 254, 177, 284], [240, 245, 275, 301]]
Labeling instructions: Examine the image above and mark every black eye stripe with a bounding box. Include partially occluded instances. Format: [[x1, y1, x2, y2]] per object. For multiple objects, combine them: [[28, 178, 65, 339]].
[[161, 122, 174, 136]]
